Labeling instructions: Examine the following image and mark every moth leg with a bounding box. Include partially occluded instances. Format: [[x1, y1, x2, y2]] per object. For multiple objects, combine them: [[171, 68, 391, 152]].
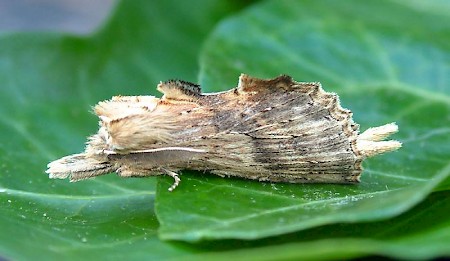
[[161, 168, 181, 192]]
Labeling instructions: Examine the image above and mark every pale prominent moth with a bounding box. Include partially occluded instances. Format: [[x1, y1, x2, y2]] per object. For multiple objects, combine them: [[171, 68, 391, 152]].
[[47, 74, 401, 191]]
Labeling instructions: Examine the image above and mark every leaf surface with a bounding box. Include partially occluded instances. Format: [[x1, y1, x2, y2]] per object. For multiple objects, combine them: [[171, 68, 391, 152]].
[[183, 191, 450, 260]]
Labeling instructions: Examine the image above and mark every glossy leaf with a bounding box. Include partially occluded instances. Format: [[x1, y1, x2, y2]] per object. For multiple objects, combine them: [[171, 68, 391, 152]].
[[182, 191, 450, 260]]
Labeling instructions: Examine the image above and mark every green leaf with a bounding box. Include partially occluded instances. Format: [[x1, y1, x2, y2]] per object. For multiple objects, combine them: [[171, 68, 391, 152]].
[[156, 0, 450, 242], [181, 191, 450, 260], [0, 1, 249, 260]]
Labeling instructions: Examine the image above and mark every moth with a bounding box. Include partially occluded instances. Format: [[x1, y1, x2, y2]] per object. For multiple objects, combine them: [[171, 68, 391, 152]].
[[47, 74, 401, 191]]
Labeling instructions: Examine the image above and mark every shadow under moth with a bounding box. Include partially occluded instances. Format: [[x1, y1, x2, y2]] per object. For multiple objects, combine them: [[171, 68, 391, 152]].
[[47, 74, 401, 191]]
